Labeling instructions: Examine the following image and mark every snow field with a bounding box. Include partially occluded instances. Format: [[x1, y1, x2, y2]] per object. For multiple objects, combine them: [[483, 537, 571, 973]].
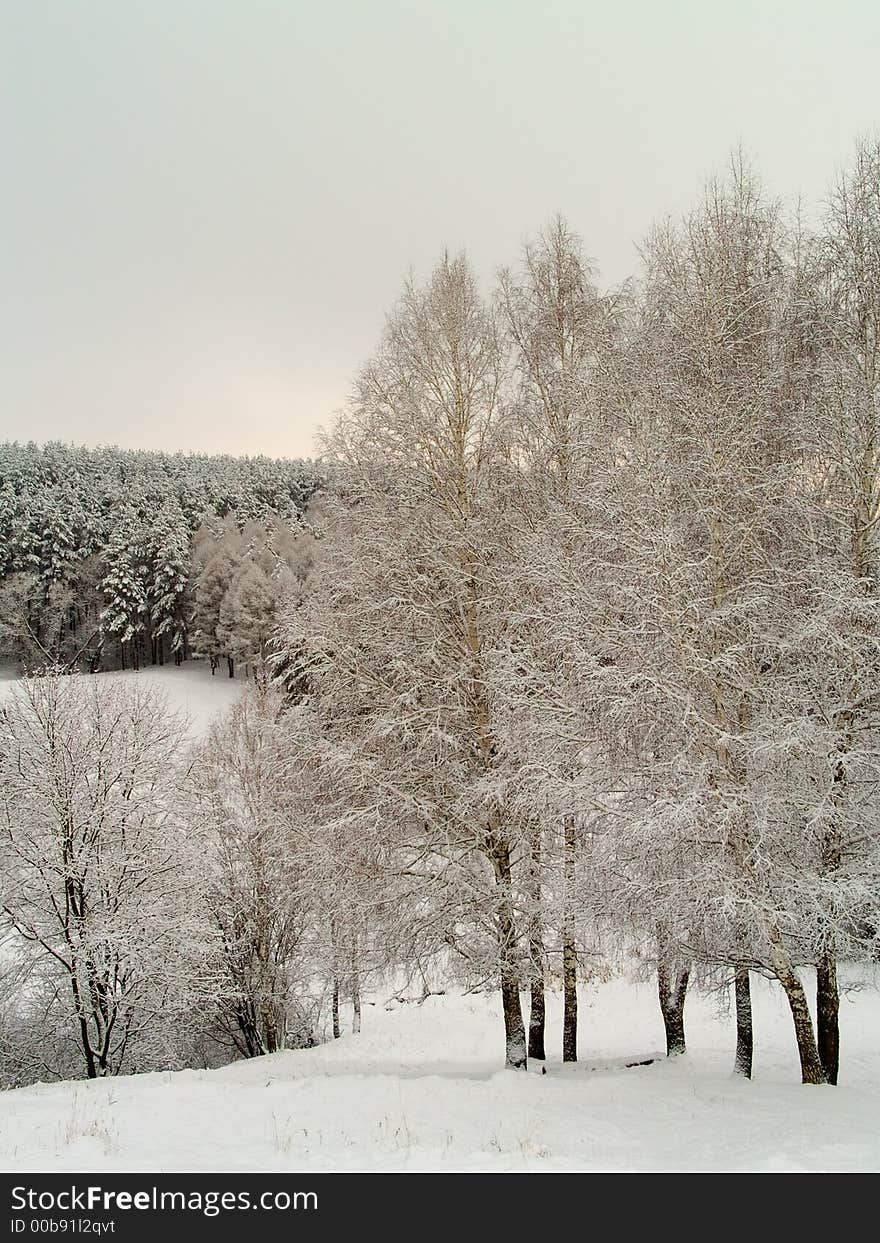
[[0, 661, 242, 738], [2, 972, 877, 1173]]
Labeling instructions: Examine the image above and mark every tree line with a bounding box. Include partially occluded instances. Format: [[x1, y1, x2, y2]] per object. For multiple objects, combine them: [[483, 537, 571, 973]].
[[277, 141, 880, 1086], [0, 442, 319, 674]]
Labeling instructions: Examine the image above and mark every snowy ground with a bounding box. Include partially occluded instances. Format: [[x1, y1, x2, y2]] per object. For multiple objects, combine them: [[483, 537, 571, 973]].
[[0, 660, 242, 738], [1, 971, 878, 1173]]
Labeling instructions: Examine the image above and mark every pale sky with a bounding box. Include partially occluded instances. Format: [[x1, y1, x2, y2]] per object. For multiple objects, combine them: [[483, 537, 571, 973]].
[[1, 0, 878, 460]]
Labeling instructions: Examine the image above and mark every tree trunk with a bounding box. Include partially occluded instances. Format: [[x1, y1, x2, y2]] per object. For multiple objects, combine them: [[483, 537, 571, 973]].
[[528, 953, 546, 1062], [351, 930, 361, 1035], [780, 972, 827, 1084], [261, 1006, 279, 1054], [816, 946, 840, 1085], [256, 933, 278, 1054], [500, 971, 527, 1069], [527, 823, 545, 1061], [330, 916, 341, 1039], [657, 956, 689, 1056], [818, 783, 843, 1086], [489, 834, 527, 1069], [70, 970, 98, 1080], [234, 999, 264, 1059], [562, 936, 578, 1062], [766, 933, 827, 1084], [227, 655, 235, 679], [733, 966, 753, 1079], [331, 980, 340, 1040], [562, 814, 577, 1062], [529, 948, 545, 1062]]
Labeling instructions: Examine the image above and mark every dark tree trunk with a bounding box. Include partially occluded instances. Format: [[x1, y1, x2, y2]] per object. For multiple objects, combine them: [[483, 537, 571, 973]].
[[233, 996, 265, 1058], [657, 956, 689, 1057], [562, 937, 578, 1062], [489, 830, 527, 1069], [528, 823, 545, 1061], [70, 973, 98, 1080], [733, 966, 753, 1079], [227, 655, 235, 678], [256, 933, 278, 1054], [529, 951, 546, 1061], [262, 1009, 278, 1054], [562, 814, 577, 1062], [817, 803, 842, 1087], [330, 916, 341, 1039], [351, 930, 361, 1035], [816, 947, 840, 1085]]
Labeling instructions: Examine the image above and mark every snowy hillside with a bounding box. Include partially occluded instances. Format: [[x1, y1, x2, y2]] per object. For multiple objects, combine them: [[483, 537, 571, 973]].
[[0, 662, 242, 737], [2, 973, 878, 1173]]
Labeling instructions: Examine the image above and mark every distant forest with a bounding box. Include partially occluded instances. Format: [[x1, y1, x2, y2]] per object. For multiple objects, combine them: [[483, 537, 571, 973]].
[[0, 442, 321, 674]]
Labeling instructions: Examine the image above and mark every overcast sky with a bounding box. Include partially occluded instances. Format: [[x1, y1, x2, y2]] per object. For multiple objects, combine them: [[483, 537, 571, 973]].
[[1, 1, 878, 460]]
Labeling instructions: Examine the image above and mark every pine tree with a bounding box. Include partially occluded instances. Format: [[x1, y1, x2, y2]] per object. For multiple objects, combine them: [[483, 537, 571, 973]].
[[148, 501, 192, 664], [100, 510, 149, 669]]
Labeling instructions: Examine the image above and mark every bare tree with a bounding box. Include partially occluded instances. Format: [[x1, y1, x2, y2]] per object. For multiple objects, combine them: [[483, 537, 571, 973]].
[[0, 676, 216, 1079], [190, 681, 323, 1057], [608, 156, 834, 1083], [808, 134, 880, 1084], [499, 216, 621, 1063], [276, 254, 531, 1067]]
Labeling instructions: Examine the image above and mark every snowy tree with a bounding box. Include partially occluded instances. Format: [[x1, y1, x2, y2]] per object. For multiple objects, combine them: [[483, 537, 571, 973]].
[[0, 676, 218, 1079], [147, 500, 192, 665], [190, 684, 323, 1056], [787, 134, 880, 1083], [276, 254, 534, 1068], [99, 508, 149, 670], [498, 214, 621, 1062], [191, 517, 244, 676], [603, 156, 845, 1082]]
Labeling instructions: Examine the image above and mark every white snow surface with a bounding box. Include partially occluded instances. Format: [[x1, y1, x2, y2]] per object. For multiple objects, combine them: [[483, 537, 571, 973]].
[[0, 661, 242, 738], [2, 973, 878, 1172]]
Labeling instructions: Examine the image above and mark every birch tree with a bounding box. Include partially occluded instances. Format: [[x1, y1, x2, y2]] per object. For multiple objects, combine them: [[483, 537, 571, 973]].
[[277, 254, 532, 1067], [610, 157, 834, 1082], [498, 216, 624, 1062], [798, 134, 880, 1083]]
